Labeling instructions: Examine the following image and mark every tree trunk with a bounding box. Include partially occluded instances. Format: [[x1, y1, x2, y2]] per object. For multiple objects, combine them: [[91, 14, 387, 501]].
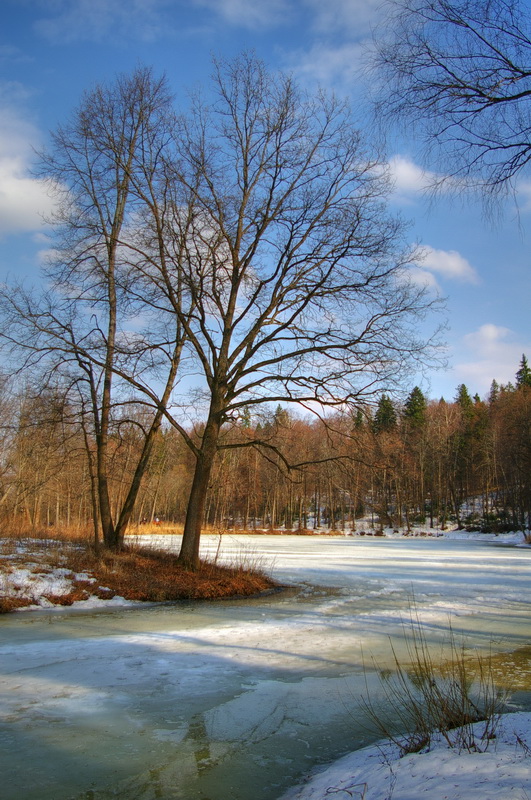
[[178, 414, 220, 570]]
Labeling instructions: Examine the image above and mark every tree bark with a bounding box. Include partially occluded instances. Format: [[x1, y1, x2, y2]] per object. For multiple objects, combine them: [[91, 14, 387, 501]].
[[178, 412, 221, 570]]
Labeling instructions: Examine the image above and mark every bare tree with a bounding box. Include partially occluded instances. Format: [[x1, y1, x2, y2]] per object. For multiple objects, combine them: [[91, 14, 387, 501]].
[[158, 54, 440, 568], [0, 68, 191, 550], [372, 0, 531, 197]]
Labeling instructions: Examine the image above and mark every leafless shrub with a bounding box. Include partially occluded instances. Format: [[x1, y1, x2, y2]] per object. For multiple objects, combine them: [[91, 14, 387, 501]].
[[362, 614, 510, 755]]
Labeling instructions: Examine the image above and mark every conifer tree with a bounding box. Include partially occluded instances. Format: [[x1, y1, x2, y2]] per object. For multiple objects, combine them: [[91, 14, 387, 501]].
[[516, 354, 531, 388], [353, 409, 365, 428], [455, 384, 474, 419], [488, 380, 499, 404], [403, 386, 427, 427], [373, 394, 397, 434]]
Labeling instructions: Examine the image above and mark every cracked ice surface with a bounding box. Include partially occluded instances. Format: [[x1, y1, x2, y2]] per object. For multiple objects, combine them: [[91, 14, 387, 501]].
[[1, 535, 530, 800]]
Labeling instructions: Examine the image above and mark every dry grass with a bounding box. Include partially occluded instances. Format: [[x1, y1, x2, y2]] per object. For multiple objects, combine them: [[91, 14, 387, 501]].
[[362, 614, 510, 755], [0, 534, 278, 612], [69, 544, 277, 602], [128, 521, 184, 536], [0, 521, 93, 542], [0, 595, 36, 612], [129, 524, 342, 537]]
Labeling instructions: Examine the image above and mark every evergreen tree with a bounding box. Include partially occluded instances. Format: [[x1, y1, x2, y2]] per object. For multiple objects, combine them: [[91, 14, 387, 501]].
[[488, 379, 499, 404], [273, 405, 290, 429], [353, 408, 364, 429], [403, 386, 427, 427], [373, 394, 397, 434], [516, 354, 531, 388], [455, 384, 474, 419]]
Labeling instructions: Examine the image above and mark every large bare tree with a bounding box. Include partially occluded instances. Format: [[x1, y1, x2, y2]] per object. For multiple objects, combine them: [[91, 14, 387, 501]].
[[154, 54, 440, 568], [372, 0, 531, 197]]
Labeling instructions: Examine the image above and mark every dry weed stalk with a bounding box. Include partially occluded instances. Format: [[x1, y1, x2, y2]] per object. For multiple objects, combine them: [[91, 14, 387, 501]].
[[362, 612, 509, 756]]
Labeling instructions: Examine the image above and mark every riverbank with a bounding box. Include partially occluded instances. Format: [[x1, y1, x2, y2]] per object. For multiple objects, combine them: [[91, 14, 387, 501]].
[[280, 711, 531, 800], [0, 537, 277, 612], [1, 527, 528, 612]]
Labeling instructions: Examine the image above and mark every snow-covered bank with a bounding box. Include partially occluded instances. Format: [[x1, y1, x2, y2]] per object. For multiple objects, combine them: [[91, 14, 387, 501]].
[[280, 712, 531, 800], [0, 539, 135, 611]]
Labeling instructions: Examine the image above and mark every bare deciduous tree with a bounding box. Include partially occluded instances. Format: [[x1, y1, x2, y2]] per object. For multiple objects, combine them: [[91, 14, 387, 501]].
[[1, 56, 441, 564], [372, 0, 531, 196], [160, 54, 440, 568], [0, 68, 191, 550]]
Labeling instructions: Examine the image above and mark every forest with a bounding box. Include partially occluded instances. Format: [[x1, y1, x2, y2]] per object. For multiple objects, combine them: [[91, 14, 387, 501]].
[[2, 357, 530, 537]]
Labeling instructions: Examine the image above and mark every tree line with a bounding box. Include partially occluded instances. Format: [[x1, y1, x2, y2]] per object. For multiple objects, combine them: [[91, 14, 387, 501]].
[[1, 356, 529, 536]]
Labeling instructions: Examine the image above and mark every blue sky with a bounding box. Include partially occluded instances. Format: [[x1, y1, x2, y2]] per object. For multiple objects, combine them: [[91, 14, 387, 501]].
[[1, 0, 530, 401]]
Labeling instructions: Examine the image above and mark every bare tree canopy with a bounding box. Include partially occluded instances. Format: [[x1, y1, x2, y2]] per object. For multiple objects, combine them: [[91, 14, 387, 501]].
[[372, 0, 531, 195], [0, 68, 190, 550], [168, 54, 441, 567], [0, 55, 442, 565]]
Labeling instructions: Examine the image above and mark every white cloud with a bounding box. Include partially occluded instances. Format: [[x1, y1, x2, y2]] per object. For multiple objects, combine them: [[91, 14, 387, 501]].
[[32, 0, 291, 41], [385, 155, 462, 203], [455, 324, 530, 392], [33, 233, 59, 266], [388, 155, 435, 194], [464, 323, 512, 353], [0, 84, 57, 238], [515, 179, 531, 213], [33, 0, 168, 43], [408, 266, 440, 291], [421, 246, 479, 285], [287, 41, 366, 88], [193, 0, 290, 29], [0, 45, 30, 63], [303, 0, 382, 36]]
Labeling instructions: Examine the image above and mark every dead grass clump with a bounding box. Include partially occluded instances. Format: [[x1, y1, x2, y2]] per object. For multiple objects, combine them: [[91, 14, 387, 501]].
[[362, 614, 509, 756], [63, 544, 276, 602], [0, 536, 277, 611], [129, 522, 184, 537], [0, 523, 93, 543], [0, 595, 35, 612]]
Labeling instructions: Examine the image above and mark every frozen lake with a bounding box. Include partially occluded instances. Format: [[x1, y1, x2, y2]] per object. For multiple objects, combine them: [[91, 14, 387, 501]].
[[1, 535, 530, 799]]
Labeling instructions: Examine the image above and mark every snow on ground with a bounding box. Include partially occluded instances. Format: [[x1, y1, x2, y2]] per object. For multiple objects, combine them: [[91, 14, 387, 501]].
[[0, 539, 135, 610], [280, 712, 531, 800]]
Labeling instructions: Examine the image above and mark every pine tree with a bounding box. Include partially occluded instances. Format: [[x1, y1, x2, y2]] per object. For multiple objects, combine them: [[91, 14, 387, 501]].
[[488, 379, 499, 404], [273, 405, 290, 428], [373, 394, 397, 434], [353, 408, 364, 428], [403, 386, 427, 427], [516, 354, 531, 388], [455, 384, 474, 419]]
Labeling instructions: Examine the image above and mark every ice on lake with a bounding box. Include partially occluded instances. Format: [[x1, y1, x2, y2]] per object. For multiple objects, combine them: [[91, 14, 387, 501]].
[[1, 535, 530, 799]]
